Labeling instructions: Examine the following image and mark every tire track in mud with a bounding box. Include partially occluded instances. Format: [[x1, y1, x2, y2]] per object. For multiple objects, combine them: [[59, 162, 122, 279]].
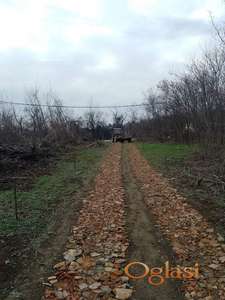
[[127, 144, 225, 300], [122, 145, 184, 300]]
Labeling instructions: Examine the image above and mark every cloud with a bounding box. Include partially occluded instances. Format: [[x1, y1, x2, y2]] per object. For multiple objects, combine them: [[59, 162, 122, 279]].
[[125, 16, 209, 42], [128, 0, 158, 16], [64, 22, 114, 46], [0, 0, 105, 53], [87, 53, 119, 72], [0, 1, 48, 52], [0, 0, 224, 108], [191, 0, 224, 20], [52, 0, 103, 19], [127, 0, 223, 19]]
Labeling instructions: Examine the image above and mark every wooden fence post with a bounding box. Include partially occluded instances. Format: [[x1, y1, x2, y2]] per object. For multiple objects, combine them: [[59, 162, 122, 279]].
[[73, 156, 76, 175], [14, 181, 18, 220]]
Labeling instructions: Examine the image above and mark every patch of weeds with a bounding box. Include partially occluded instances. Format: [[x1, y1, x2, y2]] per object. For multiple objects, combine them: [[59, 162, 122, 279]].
[[0, 145, 107, 236]]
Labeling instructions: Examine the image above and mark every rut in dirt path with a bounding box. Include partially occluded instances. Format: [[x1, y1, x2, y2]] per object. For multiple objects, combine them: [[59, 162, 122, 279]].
[[122, 145, 184, 300]]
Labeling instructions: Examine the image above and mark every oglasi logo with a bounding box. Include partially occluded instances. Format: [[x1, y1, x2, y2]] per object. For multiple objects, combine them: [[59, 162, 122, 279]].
[[124, 261, 199, 286]]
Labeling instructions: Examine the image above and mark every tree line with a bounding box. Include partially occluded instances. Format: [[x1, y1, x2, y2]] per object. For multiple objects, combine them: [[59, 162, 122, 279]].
[[2, 26, 225, 147], [130, 36, 225, 145], [0, 89, 132, 152], [0, 90, 113, 151]]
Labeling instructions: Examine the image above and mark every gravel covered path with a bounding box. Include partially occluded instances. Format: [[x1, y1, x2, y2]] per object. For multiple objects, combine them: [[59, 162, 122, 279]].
[[42, 143, 225, 300]]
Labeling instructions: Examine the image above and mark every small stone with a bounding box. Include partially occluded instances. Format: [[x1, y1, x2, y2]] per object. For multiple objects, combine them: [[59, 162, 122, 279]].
[[112, 253, 119, 258], [53, 261, 66, 270], [54, 290, 69, 299], [116, 259, 126, 264], [79, 283, 88, 290], [101, 285, 112, 294], [91, 252, 101, 257], [184, 292, 192, 300], [68, 261, 79, 271], [42, 282, 52, 287], [63, 249, 82, 261], [209, 264, 219, 270], [92, 288, 102, 294], [121, 276, 129, 283], [219, 256, 225, 263], [96, 259, 105, 266], [114, 288, 133, 299], [89, 282, 101, 290], [48, 276, 57, 281], [190, 291, 196, 297], [105, 267, 114, 272], [48, 276, 58, 285], [105, 262, 114, 267], [217, 234, 225, 242]]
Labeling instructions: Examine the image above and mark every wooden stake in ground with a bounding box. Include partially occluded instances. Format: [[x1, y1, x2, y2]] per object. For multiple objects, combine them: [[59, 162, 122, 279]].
[[13, 181, 18, 221]]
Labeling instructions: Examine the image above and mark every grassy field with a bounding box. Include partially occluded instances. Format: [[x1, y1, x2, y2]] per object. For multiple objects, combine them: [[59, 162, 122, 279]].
[[138, 142, 225, 237], [0, 145, 107, 236], [138, 143, 197, 169]]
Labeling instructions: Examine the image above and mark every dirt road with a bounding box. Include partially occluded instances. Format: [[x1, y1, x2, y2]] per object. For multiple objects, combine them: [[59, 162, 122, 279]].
[[7, 143, 225, 299], [122, 145, 183, 300]]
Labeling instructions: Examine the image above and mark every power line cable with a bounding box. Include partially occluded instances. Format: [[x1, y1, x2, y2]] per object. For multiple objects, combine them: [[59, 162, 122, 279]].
[[0, 100, 150, 109]]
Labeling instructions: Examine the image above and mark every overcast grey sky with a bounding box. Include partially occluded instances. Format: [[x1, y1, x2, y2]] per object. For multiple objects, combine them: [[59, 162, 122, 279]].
[[0, 0, 224, 107]]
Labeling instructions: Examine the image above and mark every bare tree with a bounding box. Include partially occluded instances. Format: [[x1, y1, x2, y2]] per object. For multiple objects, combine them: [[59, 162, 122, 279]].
[[112, 110, 126, 128], [85, 109, 104, 140]]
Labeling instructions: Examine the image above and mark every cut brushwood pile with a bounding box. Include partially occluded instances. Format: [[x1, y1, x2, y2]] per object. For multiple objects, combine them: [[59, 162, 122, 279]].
[[128, 144, 225, 300], [43, 144, 132, 300]]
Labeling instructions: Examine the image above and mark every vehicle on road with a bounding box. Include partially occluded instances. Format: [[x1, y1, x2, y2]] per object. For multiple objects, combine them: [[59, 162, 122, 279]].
[[112, 127, 132, 143]]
